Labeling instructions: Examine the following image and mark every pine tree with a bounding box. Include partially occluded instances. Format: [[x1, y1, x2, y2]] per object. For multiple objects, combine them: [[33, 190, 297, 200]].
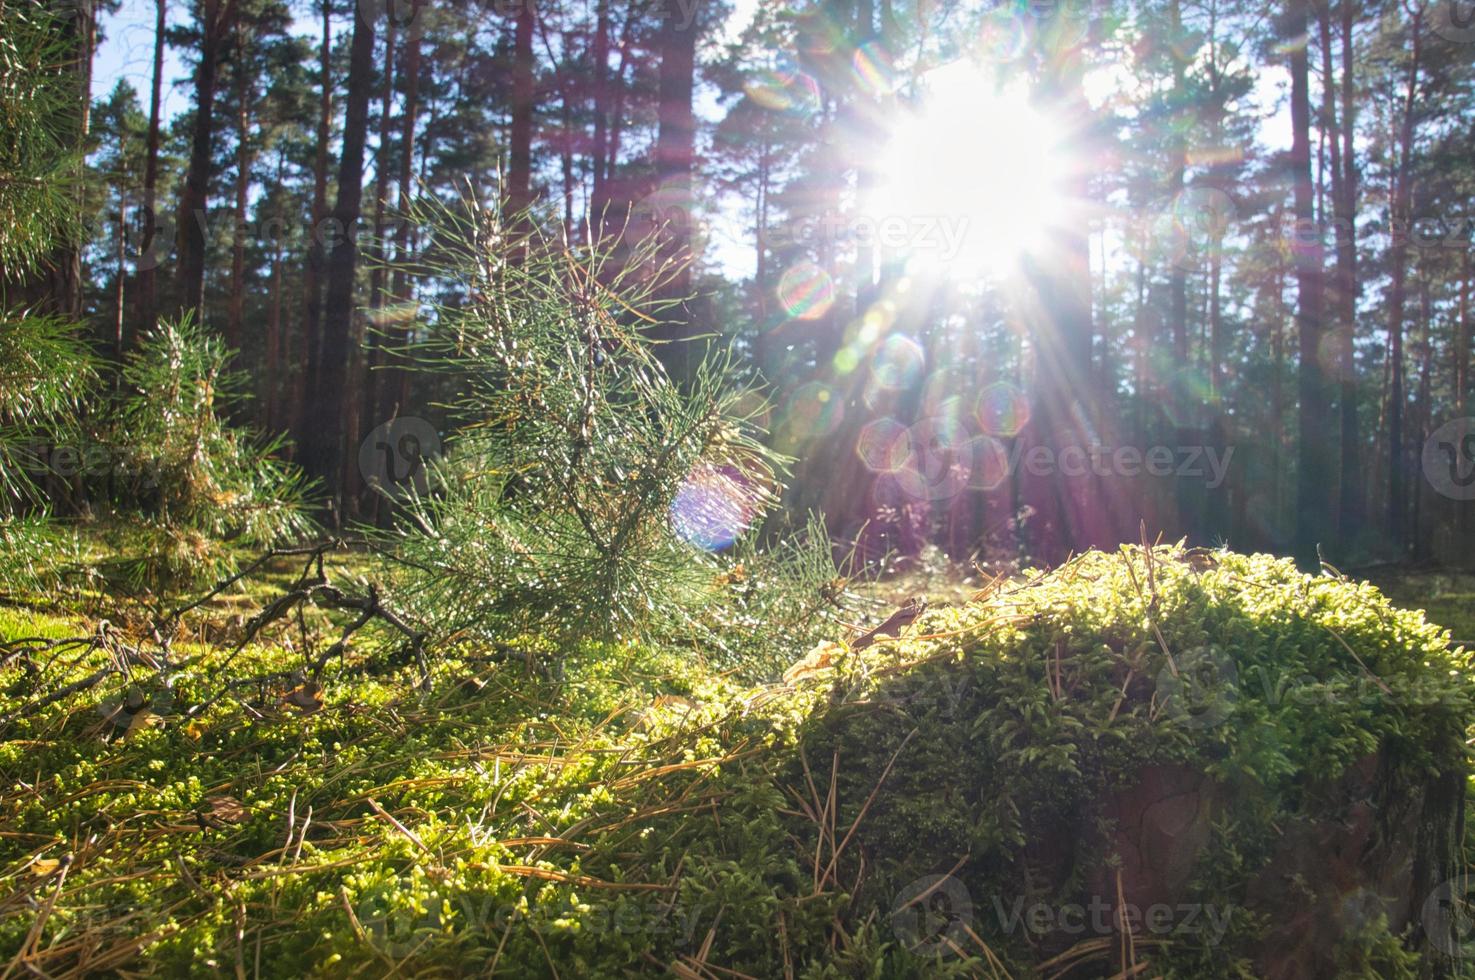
[[374, 194, 808, 652]]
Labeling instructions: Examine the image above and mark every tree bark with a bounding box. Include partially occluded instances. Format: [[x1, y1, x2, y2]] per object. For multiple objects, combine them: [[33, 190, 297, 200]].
[[303, 3, 376, 512], [1412, 274, 1432, 561], [1290, 0, 1330, 571], [651, 0, 699, 379], [113, 184, 128, 358], [175, 0, 236, 320], [1022, 11, 1101, 558], [228, 30, 253, 353], [591, 0, 611, 207], [356, 13, 398, 509], [380, 0, 422, 435], [506, 0, 536, 217], [136, 0, 167, 343], [1168, 0, 1189, 365], [296, 0, 333, 450], [266, 149, 286, 434], [1332, 0, 1361, 542], [1385, 4, 1423, 550]]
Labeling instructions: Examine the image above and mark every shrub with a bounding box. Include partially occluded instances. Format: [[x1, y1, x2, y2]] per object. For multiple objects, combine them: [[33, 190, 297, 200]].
[[374, 197, 845, 666], [103, 316, 315, 589]]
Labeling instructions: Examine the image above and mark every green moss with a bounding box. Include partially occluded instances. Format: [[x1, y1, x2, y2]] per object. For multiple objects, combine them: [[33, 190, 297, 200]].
[[3, 547, 1471, 977]]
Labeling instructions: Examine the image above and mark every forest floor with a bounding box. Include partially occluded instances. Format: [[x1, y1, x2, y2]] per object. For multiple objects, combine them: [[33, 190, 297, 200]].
[[2, 536, 1471, 974]]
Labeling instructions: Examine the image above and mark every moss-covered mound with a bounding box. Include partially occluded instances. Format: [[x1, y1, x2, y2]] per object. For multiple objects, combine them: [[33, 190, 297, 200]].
[[758, 547, 1475, 978], [3, 547, 1471, 978]]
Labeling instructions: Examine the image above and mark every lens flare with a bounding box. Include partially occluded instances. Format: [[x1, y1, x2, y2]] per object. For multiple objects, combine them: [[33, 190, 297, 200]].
[[1162, 367, 1212, 428], [669, 464, 758, 552], [895, 416, 972, 501], [965, 435, 1011, 491], [857, 417, 909, 473], [782, 381, 845, 441], [977, 9, 1029, 62], [870, 335, 926, 390], [777, 262, 836, 320], [744, 68, 821, 117], [851, 40, 898, 97], [975, 381, 1031, 437]]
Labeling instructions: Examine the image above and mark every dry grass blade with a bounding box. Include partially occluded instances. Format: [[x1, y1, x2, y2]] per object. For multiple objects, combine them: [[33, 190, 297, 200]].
[[816, 729, 917, 891]]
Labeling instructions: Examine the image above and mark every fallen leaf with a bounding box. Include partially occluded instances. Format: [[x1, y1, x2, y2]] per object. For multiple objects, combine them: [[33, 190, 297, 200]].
[[124, 707, 160, 738], [850, 597, 928, 651], [282, 681, 324, 713], [1180, 548, 1220, 572], [783, 640, 846, 684], [200, 796, 249, 827]]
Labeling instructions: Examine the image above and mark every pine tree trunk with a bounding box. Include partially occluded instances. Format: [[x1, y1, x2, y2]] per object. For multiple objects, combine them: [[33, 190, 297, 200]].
[[266, 149, 285, 433], [1022, 7, 1100, 558], [176, 0, 235, 320], [114, 186, 128, 359], [1413, 275, 1433, 562], [1289, 0, 1329, 571], [136, 0, 167, 344], [1168, 0, 1189, 366], [591, 0, 610, 207], [1386, 6, 1423, 551], [1459, 249, 1471, 416], [651, 0, 698, 378], [228, 45, 252, 354], [380, 0, 422, 438], [1458, 249, 1472, 560], [853, 0, 877, 316], [296, 0, 333, 450], [357, 14, 397, 509], [1333, 0, 1361, 543], [303, 4, 375, 511], [506, 0, 535, 217], [1272, 228, 1287, 529]]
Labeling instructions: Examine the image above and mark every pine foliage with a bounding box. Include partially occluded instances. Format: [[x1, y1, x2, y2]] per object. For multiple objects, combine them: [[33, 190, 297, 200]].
[[375, 196, 843, 661], [0, 1, 85, 276], [105, 316, 316, 588]]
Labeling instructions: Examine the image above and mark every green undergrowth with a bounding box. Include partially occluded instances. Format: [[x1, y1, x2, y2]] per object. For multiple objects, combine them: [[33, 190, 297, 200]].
[[2, 547, 1473, 977]]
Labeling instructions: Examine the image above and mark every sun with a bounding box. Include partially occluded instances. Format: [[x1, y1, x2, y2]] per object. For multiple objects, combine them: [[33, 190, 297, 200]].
[[870, 62, 1071, 275]]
